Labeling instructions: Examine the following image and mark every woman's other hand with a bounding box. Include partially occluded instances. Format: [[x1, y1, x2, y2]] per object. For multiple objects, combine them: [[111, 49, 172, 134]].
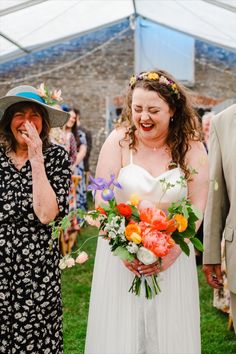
[[23, 121, 44, 164], [160, 244, 182, 271]]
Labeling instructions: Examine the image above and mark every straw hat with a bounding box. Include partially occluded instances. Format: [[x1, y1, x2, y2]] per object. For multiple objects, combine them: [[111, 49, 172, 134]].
[[0, 84, 69, 127]]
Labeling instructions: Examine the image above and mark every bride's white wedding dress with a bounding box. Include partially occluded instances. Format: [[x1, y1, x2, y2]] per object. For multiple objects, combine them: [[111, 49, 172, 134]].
[[85, 152, 201, 354]]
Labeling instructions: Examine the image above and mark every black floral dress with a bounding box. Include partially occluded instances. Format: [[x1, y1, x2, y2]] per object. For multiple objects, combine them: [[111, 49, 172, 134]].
[[0, 144, 71, 353]]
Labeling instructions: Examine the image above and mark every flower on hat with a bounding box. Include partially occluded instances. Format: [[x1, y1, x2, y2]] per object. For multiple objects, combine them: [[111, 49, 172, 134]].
[[36, 83, 63, 106], [52, 89, 62, 102], [37, 83, 47, 98]]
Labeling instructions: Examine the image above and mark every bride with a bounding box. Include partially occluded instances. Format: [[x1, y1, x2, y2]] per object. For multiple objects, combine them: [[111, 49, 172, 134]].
[[85, 70, 209, 354]]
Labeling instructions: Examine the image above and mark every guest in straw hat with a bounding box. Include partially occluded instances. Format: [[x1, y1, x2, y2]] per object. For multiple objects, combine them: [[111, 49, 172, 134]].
[[0, 83, 71, 353]]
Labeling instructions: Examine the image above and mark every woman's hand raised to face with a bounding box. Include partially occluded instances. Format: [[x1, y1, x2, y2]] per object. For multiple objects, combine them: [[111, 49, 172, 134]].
[[22, 121, 44, 164]]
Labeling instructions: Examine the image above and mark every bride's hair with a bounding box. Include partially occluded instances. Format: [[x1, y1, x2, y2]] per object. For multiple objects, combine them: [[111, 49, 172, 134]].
[[118, 69, 202, 179]]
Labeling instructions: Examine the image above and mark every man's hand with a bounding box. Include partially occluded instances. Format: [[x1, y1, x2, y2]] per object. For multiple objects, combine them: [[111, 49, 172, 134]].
[[202, 264, 223, 289]]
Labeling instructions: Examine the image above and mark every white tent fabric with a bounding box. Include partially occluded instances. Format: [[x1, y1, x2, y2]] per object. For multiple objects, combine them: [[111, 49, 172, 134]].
[[135, 17, 195, 84], [1, 0, 236, 64]]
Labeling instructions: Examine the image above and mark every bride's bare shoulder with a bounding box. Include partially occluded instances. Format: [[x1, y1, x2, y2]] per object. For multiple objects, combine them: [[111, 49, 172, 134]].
[[105, 126, 130, 147]]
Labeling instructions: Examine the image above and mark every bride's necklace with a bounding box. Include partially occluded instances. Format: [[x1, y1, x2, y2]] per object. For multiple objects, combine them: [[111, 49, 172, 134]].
[[139, 138, 168, 152]]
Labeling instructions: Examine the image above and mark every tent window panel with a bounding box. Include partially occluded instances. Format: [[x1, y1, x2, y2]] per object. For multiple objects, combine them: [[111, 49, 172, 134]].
[[135, 17, 195, 85]]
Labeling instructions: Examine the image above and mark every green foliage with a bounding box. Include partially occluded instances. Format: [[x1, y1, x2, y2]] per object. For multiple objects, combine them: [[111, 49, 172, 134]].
[[168, 198, 203, 254], [113, 246, 135, 262], [190, 236, 204, 252], [172, 234, 190, 256]]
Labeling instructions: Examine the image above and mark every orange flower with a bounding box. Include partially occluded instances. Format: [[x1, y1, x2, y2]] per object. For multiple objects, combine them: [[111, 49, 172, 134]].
[[165, 218, 177, 233], [140, 208, 170, 231], [96, 206, 107, 215], [174, 214, 188, 232], [116, 203, 132, 218], [125, 223, 141, 241]]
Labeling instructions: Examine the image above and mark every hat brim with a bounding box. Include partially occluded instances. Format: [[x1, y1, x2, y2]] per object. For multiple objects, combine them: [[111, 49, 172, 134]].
[[0, 95, 69, 128]]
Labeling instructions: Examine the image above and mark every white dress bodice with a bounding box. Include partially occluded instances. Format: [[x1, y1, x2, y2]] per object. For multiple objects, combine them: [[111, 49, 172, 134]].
[[114, 150, 187, 210]]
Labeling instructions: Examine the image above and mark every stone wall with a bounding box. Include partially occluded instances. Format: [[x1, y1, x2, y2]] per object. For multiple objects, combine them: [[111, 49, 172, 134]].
[[1, 21, 236, 173]]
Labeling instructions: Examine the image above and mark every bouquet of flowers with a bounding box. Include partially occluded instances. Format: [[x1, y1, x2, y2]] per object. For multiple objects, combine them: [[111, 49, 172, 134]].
[[50, 174, 203, 299]]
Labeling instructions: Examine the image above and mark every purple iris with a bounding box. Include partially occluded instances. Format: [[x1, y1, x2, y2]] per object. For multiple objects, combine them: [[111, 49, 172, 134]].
[[88, 174, 122, 201]]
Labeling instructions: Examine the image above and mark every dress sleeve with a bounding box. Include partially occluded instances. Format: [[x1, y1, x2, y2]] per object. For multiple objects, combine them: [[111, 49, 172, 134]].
[[45, 146, 72, 219], [79, 130, 87, 146]]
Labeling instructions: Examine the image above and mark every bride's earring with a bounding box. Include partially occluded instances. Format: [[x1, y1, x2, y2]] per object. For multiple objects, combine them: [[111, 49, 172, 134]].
[[170, 117, 174, 122]]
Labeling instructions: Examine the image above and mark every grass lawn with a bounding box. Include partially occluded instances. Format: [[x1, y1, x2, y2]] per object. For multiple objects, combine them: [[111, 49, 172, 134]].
[[62, 226, 236, 354]]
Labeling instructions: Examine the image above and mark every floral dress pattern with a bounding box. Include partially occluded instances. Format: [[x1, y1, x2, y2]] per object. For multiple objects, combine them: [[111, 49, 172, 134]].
[[0, 144, 71, 353], [75, 129, 87, 211]]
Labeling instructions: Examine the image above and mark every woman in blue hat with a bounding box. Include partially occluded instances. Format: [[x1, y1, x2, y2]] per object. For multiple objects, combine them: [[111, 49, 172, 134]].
[[0, 84, 71, 353]]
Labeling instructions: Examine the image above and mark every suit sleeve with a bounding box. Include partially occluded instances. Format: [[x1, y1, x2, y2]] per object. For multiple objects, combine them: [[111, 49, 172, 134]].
[[203, 118, 229, 264]]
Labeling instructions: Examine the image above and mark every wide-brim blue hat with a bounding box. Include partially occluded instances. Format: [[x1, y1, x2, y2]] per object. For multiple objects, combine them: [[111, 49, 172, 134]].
[[0, 85, 69, 127]]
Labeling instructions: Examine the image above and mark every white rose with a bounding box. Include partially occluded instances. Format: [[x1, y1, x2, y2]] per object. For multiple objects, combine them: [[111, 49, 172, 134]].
[[137, 247, 158, 265], [59, 259, 67, 270], [65, 257, 75, 268]]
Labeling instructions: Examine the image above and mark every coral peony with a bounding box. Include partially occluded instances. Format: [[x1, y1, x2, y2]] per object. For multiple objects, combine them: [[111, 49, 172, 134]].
[[139, 207, 170, 231], [141, 227, 174, 257]]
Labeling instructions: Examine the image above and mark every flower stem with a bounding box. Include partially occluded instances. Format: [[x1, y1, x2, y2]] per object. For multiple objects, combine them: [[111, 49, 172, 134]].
[[69, 235, 101, 256]]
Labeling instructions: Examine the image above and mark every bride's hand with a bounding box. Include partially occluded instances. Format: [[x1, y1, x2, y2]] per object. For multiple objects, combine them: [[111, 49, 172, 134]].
[[160, 245, 182, 272], [123, 259, 141, 277], [136, 260, 161, 277]]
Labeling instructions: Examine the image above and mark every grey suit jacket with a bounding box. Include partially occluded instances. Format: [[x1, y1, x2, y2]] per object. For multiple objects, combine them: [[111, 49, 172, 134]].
[[203, 104, 236, 293]]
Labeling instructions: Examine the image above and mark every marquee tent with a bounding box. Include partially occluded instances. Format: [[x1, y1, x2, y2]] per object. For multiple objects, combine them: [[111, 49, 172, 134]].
[[1, 0, 236, 64]]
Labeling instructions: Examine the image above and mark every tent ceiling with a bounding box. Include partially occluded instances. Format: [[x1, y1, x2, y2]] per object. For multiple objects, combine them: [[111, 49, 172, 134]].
[[1, 0, 236, 64]]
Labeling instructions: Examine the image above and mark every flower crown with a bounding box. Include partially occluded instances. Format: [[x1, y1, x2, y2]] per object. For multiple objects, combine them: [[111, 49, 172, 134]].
[[36, 83, 63, 106], [129, 72, 179, 98]]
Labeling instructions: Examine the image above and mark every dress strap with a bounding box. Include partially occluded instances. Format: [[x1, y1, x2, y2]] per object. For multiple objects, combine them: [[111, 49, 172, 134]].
[[130, 149, 133, 164]]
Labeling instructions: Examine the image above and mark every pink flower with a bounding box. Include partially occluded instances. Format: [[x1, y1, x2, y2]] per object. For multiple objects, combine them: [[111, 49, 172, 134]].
[[76, 251, 89, 264], [52, 89, 62, 102], [85, 215, 101, 227], [37, 83, 47, 98]]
